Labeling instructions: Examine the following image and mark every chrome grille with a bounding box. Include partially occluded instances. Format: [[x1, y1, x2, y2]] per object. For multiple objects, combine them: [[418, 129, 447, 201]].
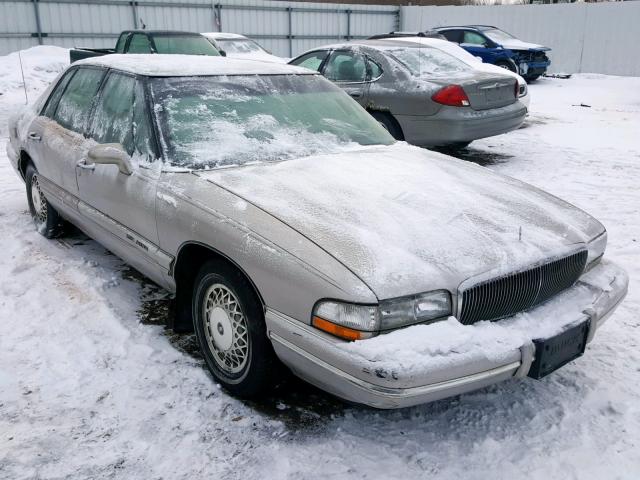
[[458, 250, 588, 325]]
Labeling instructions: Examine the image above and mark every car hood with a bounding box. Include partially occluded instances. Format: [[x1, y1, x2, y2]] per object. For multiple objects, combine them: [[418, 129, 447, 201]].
[[196, 143, 602, 299], [499, 39, 550, 52]]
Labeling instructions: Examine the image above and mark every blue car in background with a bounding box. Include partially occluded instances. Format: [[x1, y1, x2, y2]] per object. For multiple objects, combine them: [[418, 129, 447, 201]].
[[434, 25, 551, 82]]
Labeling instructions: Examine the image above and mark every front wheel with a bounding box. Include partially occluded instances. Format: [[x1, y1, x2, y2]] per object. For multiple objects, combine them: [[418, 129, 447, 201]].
[[192, 260, 281, 398], [524, 74, 541, 82], [495, 59, 518, 73], [25, 164, 64, 238]]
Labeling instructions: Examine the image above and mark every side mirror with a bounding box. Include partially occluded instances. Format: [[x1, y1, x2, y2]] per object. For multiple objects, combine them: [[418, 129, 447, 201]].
[[87, 143, 133, 175], [219, 49, 227, 57]]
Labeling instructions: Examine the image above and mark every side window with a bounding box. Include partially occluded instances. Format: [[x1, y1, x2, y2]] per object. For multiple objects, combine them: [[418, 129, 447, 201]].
[[115, 33, 128, 53], [42, 70, 75, 119], [128, 34, 152, 54], [441, 30, 462, 43], [290, 51, 328, 71], [463, 31, 488, 46], [90, 73, 153, 159], [52, 67, 105, 133], [367, 58, 383, 80], [324, 51, 367, 82]]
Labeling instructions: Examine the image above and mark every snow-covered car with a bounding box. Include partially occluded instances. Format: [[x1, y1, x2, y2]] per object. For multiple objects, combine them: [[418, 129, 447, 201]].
[[289, 41, 527, 148], [377, 35, 530, 111], [6, 55, 628, 409], [202, 32, 286, 63]]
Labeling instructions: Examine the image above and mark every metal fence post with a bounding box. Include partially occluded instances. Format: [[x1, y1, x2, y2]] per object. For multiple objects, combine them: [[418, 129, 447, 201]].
[[287, 7, 292, 58], [130, 1, 138, 29], [31, 0, 43, 45], [216, 3, 222, 32], [346, 9, 351, 40]]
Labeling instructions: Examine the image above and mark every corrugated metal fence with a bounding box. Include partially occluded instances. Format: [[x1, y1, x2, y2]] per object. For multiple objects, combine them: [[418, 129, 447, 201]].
[[401, 2, 640, 77], [0, 0, 399, 57]]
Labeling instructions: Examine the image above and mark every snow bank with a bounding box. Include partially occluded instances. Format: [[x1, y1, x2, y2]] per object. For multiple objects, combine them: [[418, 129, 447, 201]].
[[0, 46, 68, 136]]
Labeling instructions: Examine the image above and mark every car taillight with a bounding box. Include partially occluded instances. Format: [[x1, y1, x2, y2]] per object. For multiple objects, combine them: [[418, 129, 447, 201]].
[[514, 82, 519, 98], [431, 85, 470, 107]]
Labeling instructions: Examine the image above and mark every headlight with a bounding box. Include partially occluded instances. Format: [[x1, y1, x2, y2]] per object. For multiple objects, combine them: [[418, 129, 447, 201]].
[[312, 290, 452, 341], [586, 230, 607, 270]]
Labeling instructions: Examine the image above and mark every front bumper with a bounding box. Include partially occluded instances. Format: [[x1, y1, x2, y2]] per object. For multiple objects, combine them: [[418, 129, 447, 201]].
[[266, 260, 628, 409], [397, 101, 527, 147]]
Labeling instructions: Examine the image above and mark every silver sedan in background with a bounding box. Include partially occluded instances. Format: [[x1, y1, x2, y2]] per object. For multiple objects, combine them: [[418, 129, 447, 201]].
[[289, 40, 528, 149]]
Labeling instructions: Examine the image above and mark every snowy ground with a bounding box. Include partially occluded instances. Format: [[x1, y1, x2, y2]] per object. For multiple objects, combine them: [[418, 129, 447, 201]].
[[1, 47, 639, 479]]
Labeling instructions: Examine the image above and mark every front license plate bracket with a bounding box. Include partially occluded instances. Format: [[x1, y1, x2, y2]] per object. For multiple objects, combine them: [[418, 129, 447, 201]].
[[528, 320, 590, 379]]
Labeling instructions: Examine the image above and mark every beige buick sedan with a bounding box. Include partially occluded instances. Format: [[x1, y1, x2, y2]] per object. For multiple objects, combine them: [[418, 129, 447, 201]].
[[7, 55, 627, 408]]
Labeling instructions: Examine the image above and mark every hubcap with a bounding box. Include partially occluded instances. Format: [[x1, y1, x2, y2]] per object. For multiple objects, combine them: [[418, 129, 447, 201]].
[[30, 174, 47, 225], [203, 283, 249, 374]]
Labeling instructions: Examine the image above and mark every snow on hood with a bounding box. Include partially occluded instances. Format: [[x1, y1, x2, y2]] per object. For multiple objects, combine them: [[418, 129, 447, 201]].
[[197, 143, 603, 299], [499, 39, 549, 52]]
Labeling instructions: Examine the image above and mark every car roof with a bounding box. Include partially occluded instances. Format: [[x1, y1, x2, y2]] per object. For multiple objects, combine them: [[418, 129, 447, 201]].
[[121, 30, 204, 36], [74, 54, 314, 77], [201, 32, 248, 40], [309, 39, 432, 52], [434, 25, 497, 31]]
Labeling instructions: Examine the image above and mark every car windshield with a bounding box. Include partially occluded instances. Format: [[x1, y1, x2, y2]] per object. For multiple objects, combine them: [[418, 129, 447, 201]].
[[152, 35, 220, 56], [483, 28, 516, 43], [217, 39, 264, 54], [385, 47, 469, 76], [150, 74, 394, 169]]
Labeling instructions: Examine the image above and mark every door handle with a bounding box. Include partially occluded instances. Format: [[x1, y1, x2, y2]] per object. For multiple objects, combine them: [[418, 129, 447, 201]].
[[349, 93, 362, 98], [28, 132, 41, 142], [76, 159, 95, 171]]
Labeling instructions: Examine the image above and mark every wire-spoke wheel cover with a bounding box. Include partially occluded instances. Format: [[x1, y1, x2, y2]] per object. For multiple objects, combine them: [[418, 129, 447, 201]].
[[30, 173, 47, 226], [203, 283, 250, 375]]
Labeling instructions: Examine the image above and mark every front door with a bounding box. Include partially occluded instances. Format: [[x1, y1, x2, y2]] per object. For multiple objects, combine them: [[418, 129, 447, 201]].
[[28, 66, 105, 204], [75, 71, 165, 279], [322, 50, 369, 106]]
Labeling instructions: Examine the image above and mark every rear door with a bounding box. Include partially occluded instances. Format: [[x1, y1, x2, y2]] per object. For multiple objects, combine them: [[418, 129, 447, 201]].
[[75, 71, 165, 277], [321, 49, 369, 106]]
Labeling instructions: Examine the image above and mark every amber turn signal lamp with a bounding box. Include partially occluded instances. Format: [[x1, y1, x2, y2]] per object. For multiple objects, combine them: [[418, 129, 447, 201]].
[[312, 316, 364, 341]]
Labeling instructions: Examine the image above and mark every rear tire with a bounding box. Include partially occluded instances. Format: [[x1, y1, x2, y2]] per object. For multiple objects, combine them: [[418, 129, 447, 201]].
[[25, 164, 65, 238], [192, 259, 281, 398], [370, 111, 404, 140], [495, 59, 518, 73]]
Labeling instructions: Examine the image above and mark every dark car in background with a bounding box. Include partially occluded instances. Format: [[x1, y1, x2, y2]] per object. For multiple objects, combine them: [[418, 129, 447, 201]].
[[434, 25, 551, 81], [69, 30, 220, 63]]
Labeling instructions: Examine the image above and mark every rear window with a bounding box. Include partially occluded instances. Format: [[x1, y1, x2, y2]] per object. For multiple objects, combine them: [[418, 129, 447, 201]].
[[217, 39, 264, 54], [152, 35, 220, 56], [53, 67, 105, 133], [386, 47, 469, 76]]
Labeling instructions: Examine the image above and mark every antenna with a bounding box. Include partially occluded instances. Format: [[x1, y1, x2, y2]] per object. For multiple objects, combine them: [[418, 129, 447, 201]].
[[18, 51, 29, 104]]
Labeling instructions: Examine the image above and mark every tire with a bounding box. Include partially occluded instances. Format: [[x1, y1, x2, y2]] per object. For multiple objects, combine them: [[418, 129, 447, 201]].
[[370, 111, 404, 140], [25, 164, 65, 238], [446, 141, 472, 150], [495, 59, 518, 73], [192, 259, 280, 398], [524, 74, 541, 82]]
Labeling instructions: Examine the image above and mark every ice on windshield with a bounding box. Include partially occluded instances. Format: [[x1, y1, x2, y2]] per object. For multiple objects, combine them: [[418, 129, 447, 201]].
[[484, 28, 516, 43], [386, 47, 469, 76], [151, 74, 394, 169], [218, 39, 264, 54]]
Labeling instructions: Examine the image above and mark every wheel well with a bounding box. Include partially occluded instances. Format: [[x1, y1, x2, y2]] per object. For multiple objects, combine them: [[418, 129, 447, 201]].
[[367, 109, 404, 141], [18, 151, 33, 180], [171, 243, 264, 333]]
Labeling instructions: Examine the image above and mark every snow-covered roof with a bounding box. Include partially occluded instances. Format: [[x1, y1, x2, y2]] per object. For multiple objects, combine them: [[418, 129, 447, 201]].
[[74, 54, 314, 77], [201, 32, 248, 40]]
